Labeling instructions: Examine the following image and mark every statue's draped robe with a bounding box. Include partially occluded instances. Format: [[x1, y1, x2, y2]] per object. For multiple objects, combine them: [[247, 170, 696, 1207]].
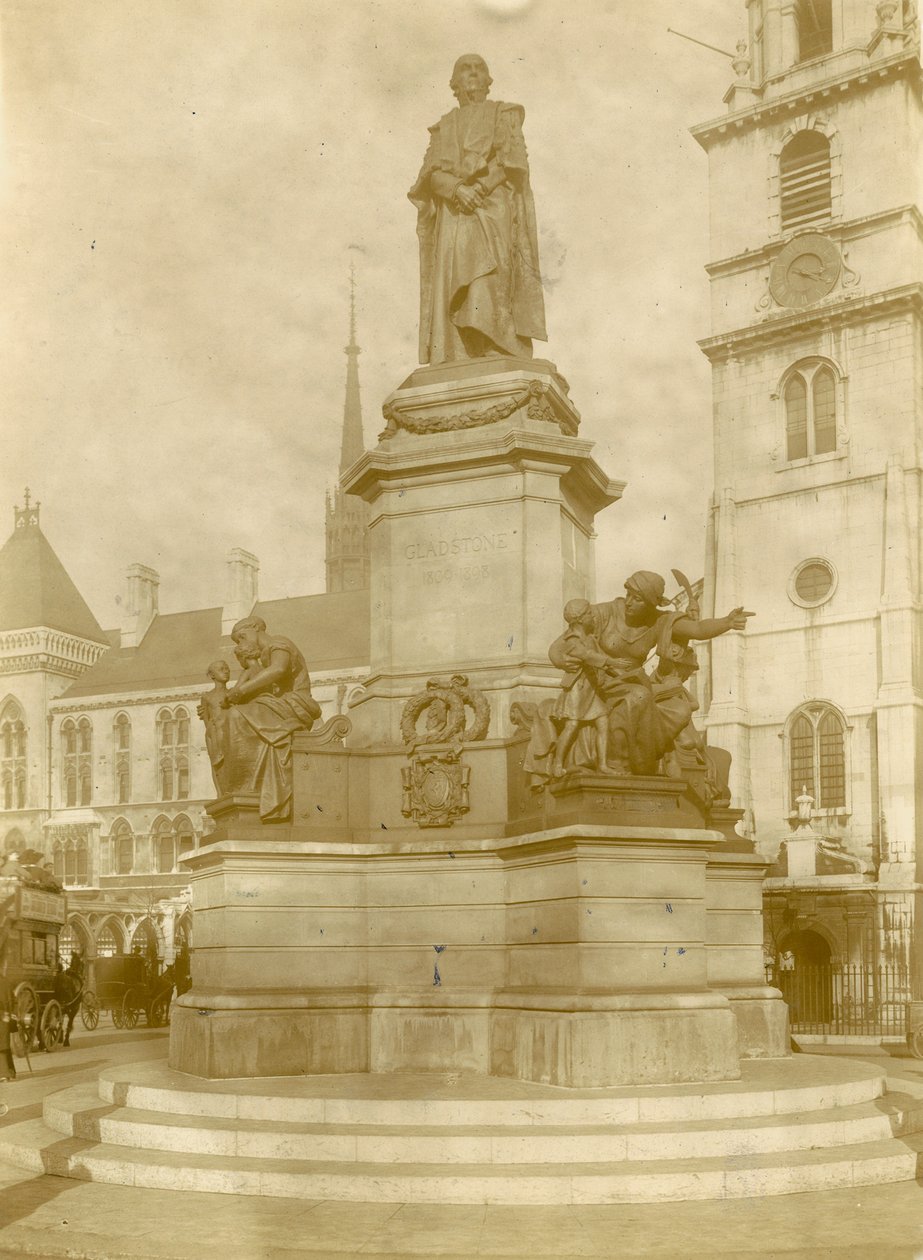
[[409, 100, 546, 365], [220, 637, 321, 821]]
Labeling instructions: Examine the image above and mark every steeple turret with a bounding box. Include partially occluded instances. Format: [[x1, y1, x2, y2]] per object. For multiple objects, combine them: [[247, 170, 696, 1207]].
[[325, 267, 371, 593]]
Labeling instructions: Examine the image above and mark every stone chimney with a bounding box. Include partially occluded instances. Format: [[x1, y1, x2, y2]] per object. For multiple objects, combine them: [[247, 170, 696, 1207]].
[[222, 548, 260, 636], [120, 563, 159, 647]]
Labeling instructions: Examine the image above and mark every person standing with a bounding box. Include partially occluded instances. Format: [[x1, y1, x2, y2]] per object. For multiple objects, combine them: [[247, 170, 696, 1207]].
[[0, 959, 17, 1081]]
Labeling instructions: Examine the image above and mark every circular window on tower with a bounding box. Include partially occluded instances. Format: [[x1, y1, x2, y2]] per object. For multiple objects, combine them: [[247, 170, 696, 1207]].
[[789, 557, 837, 608]]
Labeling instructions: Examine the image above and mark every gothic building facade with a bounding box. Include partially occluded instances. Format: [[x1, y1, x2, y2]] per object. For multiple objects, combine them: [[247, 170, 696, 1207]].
[[0, 299, 371, 981], [695, 0, 922, 991]]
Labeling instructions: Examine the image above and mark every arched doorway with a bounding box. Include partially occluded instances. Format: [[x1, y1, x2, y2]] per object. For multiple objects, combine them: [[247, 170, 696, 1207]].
[[131, 919, 161, 969], [781, 928, 833, 1025]]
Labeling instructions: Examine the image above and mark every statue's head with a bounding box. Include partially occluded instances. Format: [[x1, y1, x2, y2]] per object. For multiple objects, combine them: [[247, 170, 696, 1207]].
[[207, 659, 230, 683], [624, 571, 668, 624], [231, 615, 266, 655], [450, 54, 492, 104], [563, 598, 592, 628]]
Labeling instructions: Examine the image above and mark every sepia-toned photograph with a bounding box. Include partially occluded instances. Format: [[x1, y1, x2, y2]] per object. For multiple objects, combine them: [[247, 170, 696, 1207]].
[[0, 1, 922, 1256]]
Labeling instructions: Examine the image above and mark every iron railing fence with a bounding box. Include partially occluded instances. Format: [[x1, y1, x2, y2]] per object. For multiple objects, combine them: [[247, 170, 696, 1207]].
[[772, 962, 911, 1036]]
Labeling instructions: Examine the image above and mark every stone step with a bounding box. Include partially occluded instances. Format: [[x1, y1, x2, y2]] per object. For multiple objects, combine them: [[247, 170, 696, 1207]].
[[96, 1056, 888, 1127], [43, 1082, 923, 1164], [1, 1116, 922, 1203]]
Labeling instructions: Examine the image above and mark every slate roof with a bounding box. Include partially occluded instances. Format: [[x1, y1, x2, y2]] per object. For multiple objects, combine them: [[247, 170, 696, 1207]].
[[0, 515, 108, 644], [63, 589, 371, 699]]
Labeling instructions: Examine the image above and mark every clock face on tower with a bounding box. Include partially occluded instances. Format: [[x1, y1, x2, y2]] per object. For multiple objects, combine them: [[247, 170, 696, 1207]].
[[769, 233, 841, 309]]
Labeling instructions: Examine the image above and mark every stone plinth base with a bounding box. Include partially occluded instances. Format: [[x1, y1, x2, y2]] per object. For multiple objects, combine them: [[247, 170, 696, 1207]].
[[705, 850, 789, 1058], [170, 996, 369, 1080], [169, 808, 746, 1086], [490, 991, 739, 1087]]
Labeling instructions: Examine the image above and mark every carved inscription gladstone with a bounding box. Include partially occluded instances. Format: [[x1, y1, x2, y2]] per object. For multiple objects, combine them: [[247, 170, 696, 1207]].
[[405, 530, 512, 589]]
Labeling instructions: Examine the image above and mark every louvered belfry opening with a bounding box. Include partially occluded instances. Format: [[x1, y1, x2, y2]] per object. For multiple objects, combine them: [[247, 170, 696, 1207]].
[[797, 0, 833, 62], [780, 130, 832, 231]]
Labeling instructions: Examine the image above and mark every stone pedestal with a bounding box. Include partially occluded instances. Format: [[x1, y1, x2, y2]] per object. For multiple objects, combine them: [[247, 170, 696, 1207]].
[[171, 773, 750, 1086], [343, 358, 623, 745], [705, 849, 789, 1059], [169, 356, 785, 1089]]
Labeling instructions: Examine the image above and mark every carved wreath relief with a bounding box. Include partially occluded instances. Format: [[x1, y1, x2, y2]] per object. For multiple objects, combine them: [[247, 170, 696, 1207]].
[[400, 675, 489, 828]]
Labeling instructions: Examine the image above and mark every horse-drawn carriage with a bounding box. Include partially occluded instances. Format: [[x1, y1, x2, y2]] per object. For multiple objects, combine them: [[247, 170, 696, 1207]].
[[0, 872, 69, 1054], [81, 953, 172, 1030]]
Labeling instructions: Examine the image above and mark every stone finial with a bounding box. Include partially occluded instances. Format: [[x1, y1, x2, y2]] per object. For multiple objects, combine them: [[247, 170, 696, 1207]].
[[794, 785, 816, 829], [731, 40, 751, 79], [14, 487, 40, 531], [876, 0, 900, 24]]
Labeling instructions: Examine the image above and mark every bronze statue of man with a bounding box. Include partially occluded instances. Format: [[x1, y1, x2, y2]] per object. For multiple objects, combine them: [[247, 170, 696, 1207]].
[[200, 617, 321, 822], [408, 54, 547, 366]]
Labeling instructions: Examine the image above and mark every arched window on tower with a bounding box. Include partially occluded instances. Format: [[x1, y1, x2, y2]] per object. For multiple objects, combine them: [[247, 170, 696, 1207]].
[[782, 359, 842, 462], [113, 713, 131, 804], [796, 0, 833, 62], [779, 130, 831, 232], [0, 702, 26, 811], [157, 707, 190, 801], [787, 703, 847, 813]]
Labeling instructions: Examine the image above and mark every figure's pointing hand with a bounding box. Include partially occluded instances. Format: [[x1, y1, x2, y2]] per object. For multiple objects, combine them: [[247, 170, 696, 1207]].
[[726, 607, 756, 630]]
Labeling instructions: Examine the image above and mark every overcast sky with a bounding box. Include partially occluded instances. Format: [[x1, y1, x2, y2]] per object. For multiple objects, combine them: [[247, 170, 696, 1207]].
[[1, 0, 744, 629]]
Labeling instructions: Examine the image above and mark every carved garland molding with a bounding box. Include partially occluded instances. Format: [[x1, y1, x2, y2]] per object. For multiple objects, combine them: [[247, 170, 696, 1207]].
[[380, 379, 578, 439]]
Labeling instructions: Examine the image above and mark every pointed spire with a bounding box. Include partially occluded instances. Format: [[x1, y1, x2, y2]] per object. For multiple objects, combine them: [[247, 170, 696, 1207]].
[[339, 263, 365, 476]]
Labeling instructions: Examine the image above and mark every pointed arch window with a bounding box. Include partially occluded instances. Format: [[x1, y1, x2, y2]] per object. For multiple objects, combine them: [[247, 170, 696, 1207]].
[[0, 702, 26, 811], [113, 713, 131, 804], [62, 717, 93, 807], [157, 707, 189, 802], [53, 834, 89, 887], [154, 817, 175, 874], [176, 815, 195, 866], [96, 924, 120, 958], [783, 360, 842, 462], [780, 130, 831, 231], [787, 703, 847, 812], [109, 819, 134, 876]]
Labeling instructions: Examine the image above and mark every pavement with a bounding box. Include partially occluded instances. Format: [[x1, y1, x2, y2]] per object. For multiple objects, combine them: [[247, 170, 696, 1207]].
[[0, 1029, 922, 1260]]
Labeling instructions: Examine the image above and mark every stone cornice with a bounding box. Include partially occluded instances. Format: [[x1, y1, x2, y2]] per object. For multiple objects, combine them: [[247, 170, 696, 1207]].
[[704, 206, 923, 279], [0, 627, 108, 677], [50, 687, 205, 715], [0, 655, 90, 678], [692, 49, 921, 150], [698, 283, 923, 361], [49, 667, 370, 715]]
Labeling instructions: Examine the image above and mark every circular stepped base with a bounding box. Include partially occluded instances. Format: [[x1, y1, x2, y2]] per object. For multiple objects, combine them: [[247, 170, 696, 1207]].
[[2, 1057, 922, 1204]]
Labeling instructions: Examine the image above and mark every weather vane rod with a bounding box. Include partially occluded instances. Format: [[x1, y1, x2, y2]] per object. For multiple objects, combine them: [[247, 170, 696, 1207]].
[[667, 27, 736, 58]]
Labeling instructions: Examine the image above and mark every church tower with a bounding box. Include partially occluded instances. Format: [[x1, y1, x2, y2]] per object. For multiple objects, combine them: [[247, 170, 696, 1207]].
[[693, 2, 922, 972], [325, 271, 370, 593]]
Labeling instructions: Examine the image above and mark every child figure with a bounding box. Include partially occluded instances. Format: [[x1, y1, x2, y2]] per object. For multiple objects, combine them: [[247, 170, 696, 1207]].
[[549, 598, 614, 778], [199, 659, 231, 793]]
